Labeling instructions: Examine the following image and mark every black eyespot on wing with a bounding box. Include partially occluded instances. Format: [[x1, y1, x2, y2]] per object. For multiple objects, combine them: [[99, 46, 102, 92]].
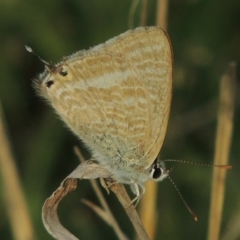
[[60, 68, 68, 76], [153, 167, 162, 179], [53, 66, 68, 76], [46, 80, 54, 88]]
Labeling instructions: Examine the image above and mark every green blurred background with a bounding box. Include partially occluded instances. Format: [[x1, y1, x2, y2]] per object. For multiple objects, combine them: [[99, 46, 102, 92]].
[[0, 0, 239, 239]]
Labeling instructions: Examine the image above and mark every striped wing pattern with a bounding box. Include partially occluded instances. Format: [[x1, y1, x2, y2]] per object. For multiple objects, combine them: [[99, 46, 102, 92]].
[[35, 27, 172, 177]]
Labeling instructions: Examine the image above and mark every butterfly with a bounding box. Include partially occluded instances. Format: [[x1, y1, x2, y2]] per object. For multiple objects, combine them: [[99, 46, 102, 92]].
[[29, 26, 172, 203]]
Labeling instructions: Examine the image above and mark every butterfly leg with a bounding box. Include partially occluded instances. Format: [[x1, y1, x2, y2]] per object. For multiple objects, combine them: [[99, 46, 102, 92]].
[[129, 183, 146, 207], [99, 177, 110, 194]]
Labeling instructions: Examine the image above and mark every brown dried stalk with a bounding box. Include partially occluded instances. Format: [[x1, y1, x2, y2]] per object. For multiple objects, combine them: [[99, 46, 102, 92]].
[[207, 62, 236, 240], [42, 159, 149, 240], [128, 0, 140, 29], [140, 0, 148, 27], [128, 0, 148, 29], [0, 102, 36, 240], [156, 0, 169, 30]]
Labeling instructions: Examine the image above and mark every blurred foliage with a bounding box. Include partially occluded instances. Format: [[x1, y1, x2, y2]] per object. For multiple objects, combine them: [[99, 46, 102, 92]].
[[0, 0, 240, 239]]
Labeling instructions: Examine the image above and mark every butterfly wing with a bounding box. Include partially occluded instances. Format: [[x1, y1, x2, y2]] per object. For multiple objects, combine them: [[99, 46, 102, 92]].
[[35, 27, 172, 169]]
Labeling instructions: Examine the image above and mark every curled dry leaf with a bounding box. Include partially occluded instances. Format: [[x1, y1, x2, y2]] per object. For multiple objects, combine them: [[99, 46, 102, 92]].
[[42, 160, 111, 240]]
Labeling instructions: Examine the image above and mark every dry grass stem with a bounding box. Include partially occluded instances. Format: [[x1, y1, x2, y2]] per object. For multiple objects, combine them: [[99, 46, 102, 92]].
[[109, 183, 150, 240], [138, 181, 158, 240], [0, 103, 36, 240], [42, 161, 112, 240], [81, 199, 113, 226], [43, 149, 149, 239], [128, 0, 148, 28], [207, 62, 236, 240], [42, 178, 78, 240], [140, 0, 148, 26], [128, 0, 140, 29], [156, 0, 169, 30]]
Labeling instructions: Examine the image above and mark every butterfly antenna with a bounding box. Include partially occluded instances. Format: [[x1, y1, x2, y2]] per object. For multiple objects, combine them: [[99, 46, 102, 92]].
[[167, 174, 198, 221], [164, 159, 232, 170], [25, 45, 54, 71]]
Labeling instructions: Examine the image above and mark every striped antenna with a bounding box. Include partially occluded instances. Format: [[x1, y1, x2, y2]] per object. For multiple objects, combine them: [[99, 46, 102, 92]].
[[164, 159, 232, 170], [164, 159, 232, 220], [25, 45, 55, 72], [167, 173, 198, 221]]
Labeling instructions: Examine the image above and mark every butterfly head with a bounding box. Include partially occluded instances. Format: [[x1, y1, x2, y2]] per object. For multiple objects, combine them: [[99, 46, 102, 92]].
[[149, 158, 169, 182]]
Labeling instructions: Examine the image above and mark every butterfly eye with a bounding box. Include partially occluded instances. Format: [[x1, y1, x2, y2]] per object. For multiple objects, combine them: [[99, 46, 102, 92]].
[[152, 166, 162, 179], [46, 80, 54, 88], [150, 161, 163, 180]]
